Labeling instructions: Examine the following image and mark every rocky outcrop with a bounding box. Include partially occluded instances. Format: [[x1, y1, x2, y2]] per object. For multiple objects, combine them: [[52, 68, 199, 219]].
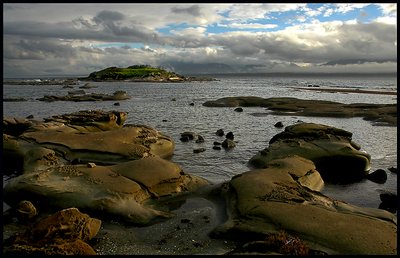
[[3, 156, 208, 225], [3, 110, 209, 225], [203, 96, 397, 126], [211, 156, 397, 255], [37, 90, 130, 102], [3, 110, 175, 172], [249, 123, 371, 183], [83, 65, 216, 82], [3, 208, 101, 255]]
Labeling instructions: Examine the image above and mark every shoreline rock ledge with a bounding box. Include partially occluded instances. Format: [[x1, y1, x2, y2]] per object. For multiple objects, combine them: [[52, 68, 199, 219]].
[[212, 155, 397, 255], [3, 110, 209, 226]]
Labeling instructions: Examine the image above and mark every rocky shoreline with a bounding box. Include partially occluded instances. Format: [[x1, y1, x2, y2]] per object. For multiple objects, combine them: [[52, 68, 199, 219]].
[[203, 96, 397, 126], [2, 108, 397, 255]]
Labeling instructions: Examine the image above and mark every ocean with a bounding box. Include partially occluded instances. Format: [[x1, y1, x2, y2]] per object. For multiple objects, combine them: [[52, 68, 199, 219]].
[[3, 74, 397, 211]]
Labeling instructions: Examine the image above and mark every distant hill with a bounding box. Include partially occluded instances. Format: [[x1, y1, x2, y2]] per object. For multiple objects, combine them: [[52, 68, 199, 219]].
[[84, 65, 186, 82], [83, 65, 216, 82]]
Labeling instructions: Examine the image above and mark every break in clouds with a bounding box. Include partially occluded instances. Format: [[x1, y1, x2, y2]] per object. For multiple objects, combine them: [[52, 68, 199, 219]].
[[3, 3, 397, 77]]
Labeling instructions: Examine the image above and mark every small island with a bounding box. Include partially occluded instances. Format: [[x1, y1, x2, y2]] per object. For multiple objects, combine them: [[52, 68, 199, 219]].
[[81, 65, 216, 82]]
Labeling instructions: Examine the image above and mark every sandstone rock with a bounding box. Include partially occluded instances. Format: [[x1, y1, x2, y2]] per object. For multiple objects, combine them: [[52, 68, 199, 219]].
[[4, 112, 175, 170], [3, 157, 209, 225], [212, 156, 397, 255], [249, 123, 371, 183], [3, 208, 100, 255], [16, 200, 38, 222]]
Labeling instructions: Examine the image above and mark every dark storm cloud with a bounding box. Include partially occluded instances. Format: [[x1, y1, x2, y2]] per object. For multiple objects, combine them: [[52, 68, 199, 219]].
[[4, 38, 77, 60], [93, 10, 126, 22], [171, 5, 201, 16], [4, 9, 165, 45]]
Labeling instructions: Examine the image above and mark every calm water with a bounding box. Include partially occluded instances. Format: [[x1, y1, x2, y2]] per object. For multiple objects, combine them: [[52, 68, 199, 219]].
[[3, 74, 397, 210]]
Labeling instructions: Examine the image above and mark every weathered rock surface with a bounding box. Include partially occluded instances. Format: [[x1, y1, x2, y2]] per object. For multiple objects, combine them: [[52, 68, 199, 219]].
[[3, 110, 175, 173], [203, 96, 397, 126], [249, 122, 371, 183], [212, 156, 397, 255], [37, 90, 130, 102], [3, 110, 209, 225], [3, 208, 101, 255], [3, 156, 209, 225]]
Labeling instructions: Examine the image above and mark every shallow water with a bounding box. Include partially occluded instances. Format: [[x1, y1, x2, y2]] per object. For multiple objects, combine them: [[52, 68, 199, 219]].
[[3, 74, 397, 210]]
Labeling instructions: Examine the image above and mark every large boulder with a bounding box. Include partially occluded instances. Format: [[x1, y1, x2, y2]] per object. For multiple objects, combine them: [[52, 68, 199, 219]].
[[212, 156, 397, 255], [249, 123, 371, 183], [3, 156, 209, 225], [3, 208, 101, 255]]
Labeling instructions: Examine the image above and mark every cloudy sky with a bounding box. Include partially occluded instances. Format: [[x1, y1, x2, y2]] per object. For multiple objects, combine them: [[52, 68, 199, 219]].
[[3, 3, 397, 77]]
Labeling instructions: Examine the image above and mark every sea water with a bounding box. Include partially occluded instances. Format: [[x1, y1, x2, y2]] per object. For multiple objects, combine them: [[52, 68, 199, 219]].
[[3, 74, 397, 210]]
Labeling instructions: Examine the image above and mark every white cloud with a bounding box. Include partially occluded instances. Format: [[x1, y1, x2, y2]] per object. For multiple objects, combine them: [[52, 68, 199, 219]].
[[224, 22, 278, 29], [333, 3, 371, 14], [374, 16, 397, 25], [226, 3, 306, 21], [376, 3, 397, 16], [170, 26, 207, 37]]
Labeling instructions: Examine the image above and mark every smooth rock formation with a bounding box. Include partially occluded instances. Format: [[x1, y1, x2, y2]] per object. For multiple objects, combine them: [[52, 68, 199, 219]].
[[249, 122, 371, 183], [3, 156, 209, 225], [3, 110, 209, 225], [212, 156, 397, 255], [3, 110, 175, 173]]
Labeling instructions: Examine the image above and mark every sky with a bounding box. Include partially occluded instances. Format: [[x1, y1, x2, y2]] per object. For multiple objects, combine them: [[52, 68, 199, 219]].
[[2, 2, 397, 77]]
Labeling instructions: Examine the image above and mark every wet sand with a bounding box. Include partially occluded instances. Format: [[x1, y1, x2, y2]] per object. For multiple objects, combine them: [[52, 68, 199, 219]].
[[90, 196, 238, 255], [3, 186, 239, 255]]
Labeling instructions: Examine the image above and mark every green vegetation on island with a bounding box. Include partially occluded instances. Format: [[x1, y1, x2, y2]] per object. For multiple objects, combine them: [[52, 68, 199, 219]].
[[84, 65, 216, 82]]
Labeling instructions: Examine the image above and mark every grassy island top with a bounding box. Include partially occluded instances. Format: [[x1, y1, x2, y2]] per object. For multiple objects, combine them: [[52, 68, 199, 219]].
[[86, 65, 185, 81]]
